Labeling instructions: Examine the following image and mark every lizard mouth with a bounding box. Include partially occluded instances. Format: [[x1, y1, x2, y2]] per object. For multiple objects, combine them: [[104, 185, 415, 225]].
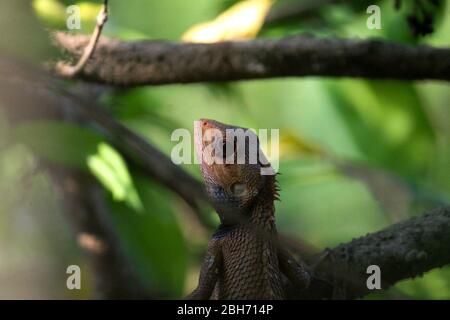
[[194, 118, 231, 166], [193, 119, 205, 164]]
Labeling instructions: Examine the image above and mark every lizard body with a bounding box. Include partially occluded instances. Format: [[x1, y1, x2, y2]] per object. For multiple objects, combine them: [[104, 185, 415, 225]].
[[188, 119, 309, 300]]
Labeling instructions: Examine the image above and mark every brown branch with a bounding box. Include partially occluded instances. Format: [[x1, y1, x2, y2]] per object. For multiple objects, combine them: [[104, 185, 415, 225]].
[[55, 0, 108, 77], [302, 205, 450, 299], [53, 32, 450, 85]]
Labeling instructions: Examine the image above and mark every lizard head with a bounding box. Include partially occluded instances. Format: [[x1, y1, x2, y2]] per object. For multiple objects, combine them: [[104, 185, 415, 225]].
[[194, 119, 278, 226]]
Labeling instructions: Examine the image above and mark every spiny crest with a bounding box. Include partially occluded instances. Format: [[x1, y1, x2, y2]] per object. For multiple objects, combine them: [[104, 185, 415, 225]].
[[265, 172, 281, 202]]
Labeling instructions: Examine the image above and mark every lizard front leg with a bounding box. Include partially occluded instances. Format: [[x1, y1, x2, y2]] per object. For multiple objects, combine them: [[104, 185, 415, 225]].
[[186, 239, 222, 300], [278, 246, 311, 293]]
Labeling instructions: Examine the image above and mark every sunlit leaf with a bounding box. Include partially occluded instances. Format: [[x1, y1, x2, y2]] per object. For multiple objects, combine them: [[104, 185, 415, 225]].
[[182, 0, 274, 43], [77, 2, 102, 22], [88, 143, 143, 212], [32, 0, 66, 27], [32, 0, 101, 30], [88, 156, 126, 200]]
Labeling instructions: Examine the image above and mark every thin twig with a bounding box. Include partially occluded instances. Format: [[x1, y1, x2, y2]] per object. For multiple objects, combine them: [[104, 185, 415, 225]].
[[56, 0, 109, 77]]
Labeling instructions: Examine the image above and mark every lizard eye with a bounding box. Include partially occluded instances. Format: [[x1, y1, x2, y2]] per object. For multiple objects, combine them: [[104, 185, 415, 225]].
[[216, 139, 235, 164], [231, 183, 247, 197]]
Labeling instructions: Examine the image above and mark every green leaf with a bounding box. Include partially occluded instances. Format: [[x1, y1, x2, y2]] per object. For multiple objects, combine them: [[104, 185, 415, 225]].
[[88, 143, 143, 212], [13, 120, 104, 169], [88, 156, 127, 201]]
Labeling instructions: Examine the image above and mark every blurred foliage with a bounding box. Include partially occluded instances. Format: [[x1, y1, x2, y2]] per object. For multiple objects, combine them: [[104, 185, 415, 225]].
[[328, 80, 435, 177], [0, 0, 449, 299], [182, 0, 274, 42], [13, 120, 104, 170], [108, 177, 187, 297]]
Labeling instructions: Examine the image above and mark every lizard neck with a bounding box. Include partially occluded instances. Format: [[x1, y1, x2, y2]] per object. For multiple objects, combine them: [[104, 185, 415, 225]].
[[214, 175, 278, 232]]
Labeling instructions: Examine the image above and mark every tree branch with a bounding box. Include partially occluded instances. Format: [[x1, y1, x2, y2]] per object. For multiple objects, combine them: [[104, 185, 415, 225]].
[[53, 32, 450, 85], [303, 205, 450, 299]]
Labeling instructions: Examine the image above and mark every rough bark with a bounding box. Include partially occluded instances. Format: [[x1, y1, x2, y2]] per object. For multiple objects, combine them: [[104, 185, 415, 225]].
[[306, 206, 450, 299], [53, 32, 450, 85]]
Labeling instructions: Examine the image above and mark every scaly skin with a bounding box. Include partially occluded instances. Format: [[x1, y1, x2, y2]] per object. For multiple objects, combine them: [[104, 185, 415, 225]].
[[187, 119, 310, 300]]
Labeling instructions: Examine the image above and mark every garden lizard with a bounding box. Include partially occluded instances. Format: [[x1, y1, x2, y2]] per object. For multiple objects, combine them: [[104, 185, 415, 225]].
[[187, 119, 310, 299]]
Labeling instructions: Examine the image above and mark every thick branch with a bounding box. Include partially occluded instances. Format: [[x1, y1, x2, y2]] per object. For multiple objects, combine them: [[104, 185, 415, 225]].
[[305, 206, 450, 299], [54, 32, 450, 85]]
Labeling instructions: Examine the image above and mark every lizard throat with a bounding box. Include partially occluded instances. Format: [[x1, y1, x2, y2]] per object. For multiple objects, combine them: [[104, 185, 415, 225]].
[[215, 175, 278, 231]]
